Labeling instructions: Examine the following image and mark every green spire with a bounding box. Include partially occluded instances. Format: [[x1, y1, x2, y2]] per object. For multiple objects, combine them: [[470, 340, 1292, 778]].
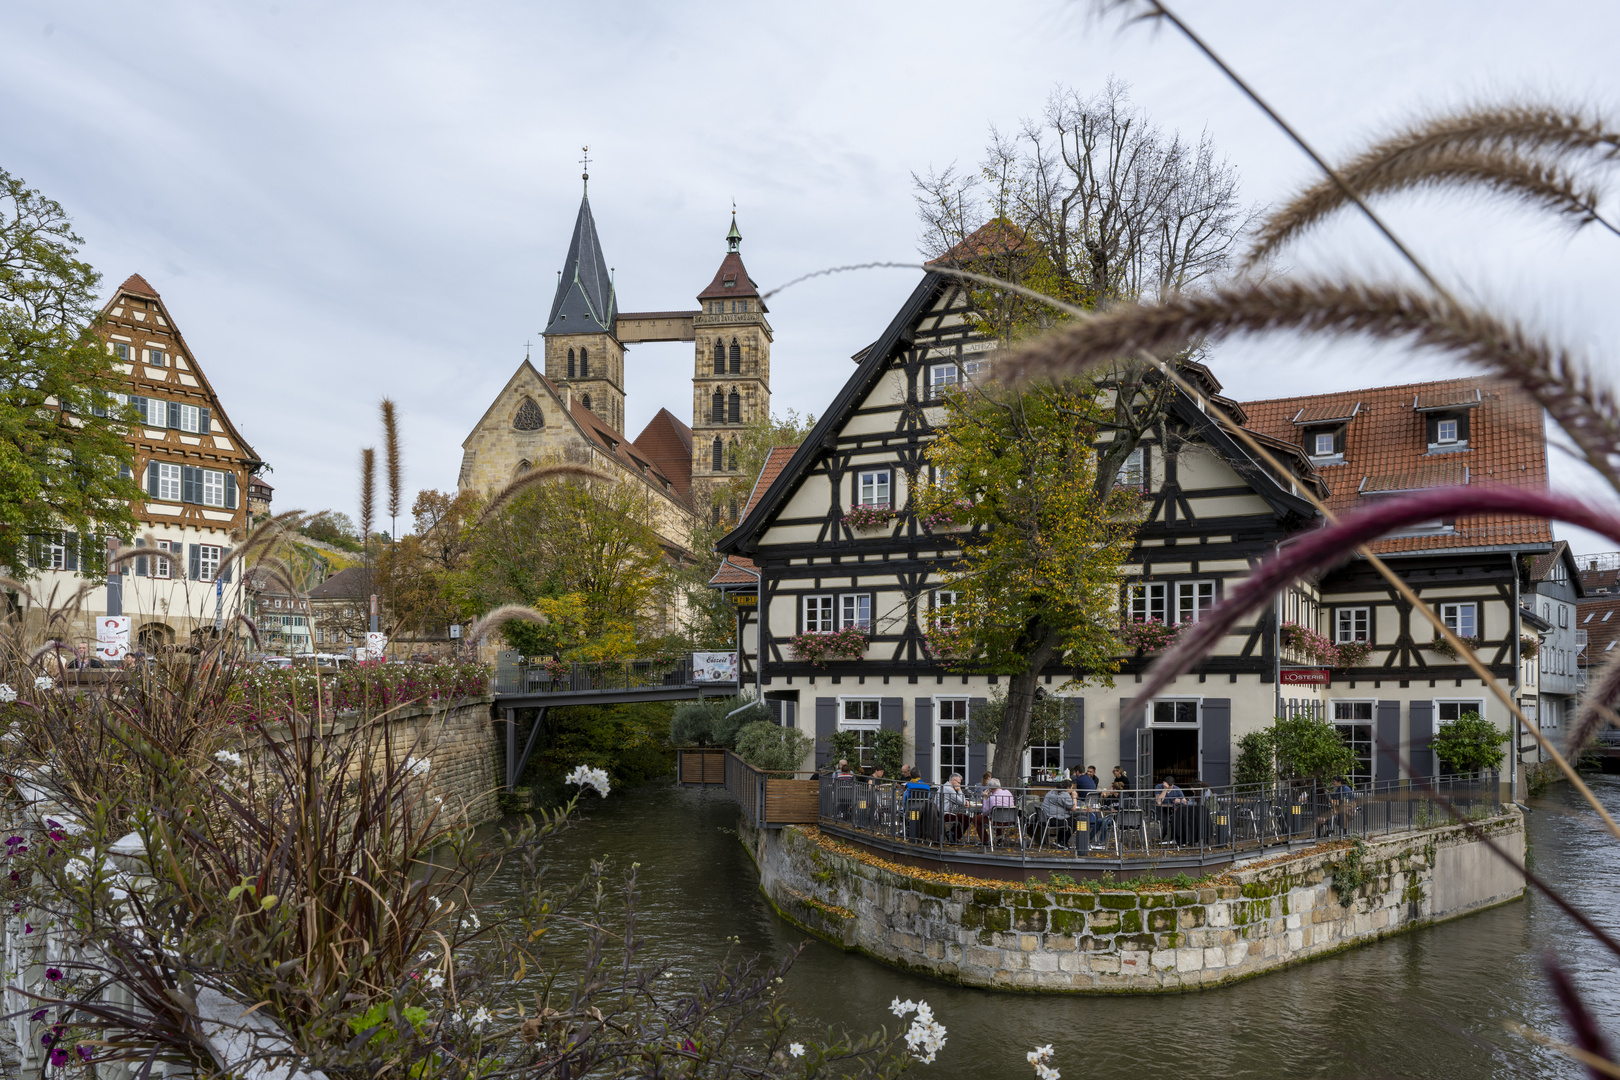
[[727, 212, 742, 253]]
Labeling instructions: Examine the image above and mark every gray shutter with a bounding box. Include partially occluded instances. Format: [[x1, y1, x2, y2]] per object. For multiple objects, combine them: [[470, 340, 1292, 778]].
[[1063, 698, 1086, 771], [880, 697, 903, 732], [968, 696, 988, 782], [815, 697, 836, 768], [1409, 701, 1435, 779], [135, 537, 147, 578], [1201, 698, 1231, 787], [1376, 700, 1402, 784], [1457, 412, 1470, 442], [225, 473, 238, 509], [913, 698, 934, 783], [221, 551, 232, 583], [130, 396, 145, 421], [1119, 697, 1147, 787], [146, 461, 159, 497], [767, 698, 783, 725], [119, 462, 132, 481], [64, 533, 78, 573], [167, 401, 181, 429], [188, 544, 201, 581], [183, 466, 201, 504], [200, 408, 210, 434]]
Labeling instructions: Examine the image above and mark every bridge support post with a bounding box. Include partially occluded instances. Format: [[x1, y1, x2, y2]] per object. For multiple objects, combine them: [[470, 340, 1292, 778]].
[[509, 707, 548, 792], [504, 708, 516, 790]]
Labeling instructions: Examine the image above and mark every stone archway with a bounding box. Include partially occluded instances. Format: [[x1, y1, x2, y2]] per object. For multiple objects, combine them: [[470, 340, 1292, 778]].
[[136, 622, 174, 651]]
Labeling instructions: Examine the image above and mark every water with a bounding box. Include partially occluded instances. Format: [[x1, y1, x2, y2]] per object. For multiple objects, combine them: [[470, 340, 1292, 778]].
[[486, 776, 1620, 1078]]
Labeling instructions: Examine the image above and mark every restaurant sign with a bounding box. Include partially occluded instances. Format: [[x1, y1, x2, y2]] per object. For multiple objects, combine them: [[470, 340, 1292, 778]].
[[1280, 668, 1330, 686]]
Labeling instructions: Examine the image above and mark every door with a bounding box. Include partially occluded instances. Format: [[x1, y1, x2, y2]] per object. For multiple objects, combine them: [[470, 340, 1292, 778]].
[[1136, 727, 1153, 796]]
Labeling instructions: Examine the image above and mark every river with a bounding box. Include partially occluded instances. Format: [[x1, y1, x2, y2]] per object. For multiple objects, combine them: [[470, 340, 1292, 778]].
[[486, 774, 1620, 1079]]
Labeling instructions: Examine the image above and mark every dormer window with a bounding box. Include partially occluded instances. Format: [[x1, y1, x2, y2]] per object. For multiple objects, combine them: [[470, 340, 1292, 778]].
[[1436, 419, 1458, 444], [1291, 403, 1356, 465], [1313, 432, 1334, 456], [1415, 387, 1480, 453], [1424, 411, 1470, 452]]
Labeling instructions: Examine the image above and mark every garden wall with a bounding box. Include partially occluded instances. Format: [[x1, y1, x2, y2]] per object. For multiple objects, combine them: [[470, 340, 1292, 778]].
[[742, 811, 1524, 992]]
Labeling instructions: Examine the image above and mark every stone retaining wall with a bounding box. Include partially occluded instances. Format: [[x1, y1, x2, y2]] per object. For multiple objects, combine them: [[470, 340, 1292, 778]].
[[743, 812, 1525, 992]]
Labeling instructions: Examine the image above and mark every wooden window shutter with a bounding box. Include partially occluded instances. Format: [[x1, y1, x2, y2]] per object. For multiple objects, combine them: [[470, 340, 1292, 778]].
[[225, 473, 238, 509], [913, 698, 933, 782], [200, 408, 210, 434], [167, 401, 181, 428], [188, 544, 201, 580], [146, 462, 159, 497], [64, 533, 78, 573], [134, 537, 147, 578]]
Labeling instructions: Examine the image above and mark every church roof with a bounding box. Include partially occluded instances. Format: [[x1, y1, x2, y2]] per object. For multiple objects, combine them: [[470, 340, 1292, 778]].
[[544, 194, 617, 336], [118, 273, 161, 298], [631, 408, 694, 498], [564, 391, 692, 510], [697, 252, 763, 307]]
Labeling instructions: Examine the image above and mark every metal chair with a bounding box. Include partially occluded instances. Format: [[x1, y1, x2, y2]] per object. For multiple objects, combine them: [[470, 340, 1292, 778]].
[[987, 804, 1023, 851], [833, 780, 855, 822], [1116, 805, 1150, 854]]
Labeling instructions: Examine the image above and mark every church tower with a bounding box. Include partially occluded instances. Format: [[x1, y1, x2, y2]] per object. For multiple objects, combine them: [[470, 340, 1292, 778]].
[[542, 173, 626, 434], [691, 214, 772, 521]]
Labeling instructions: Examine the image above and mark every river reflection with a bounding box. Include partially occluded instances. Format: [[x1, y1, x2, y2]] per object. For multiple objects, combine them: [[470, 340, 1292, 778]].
[[480, 775, 1620, 1078]]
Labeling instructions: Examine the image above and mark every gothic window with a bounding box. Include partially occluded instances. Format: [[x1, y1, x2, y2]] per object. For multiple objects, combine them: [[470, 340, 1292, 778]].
[[582, 393, 593, 411], [711, 391, 725, 423], [513, 397, 544, 431], [727, 391, 741, 424], [711, 504, 722, 525], [729, 339, 741, 374], [729, 499, 738, 520], [728, 438, 738, 471], [567, 348, 575, 378], [713, 339, 725, 375], [711, 437, 724, 472], [514, 460, 532, 479], [579, 348, 590, 378]]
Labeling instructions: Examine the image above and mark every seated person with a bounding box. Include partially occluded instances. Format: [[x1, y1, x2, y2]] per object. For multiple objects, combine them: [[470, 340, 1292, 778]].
[[982, 779, 1016, 809], [939, 773, 968, 811], [1112, 765, 1130, 792], [1041, 779, 1077, 847], [834, 758, 855, 779], [969, 770, 993, 798], [1076, 766, 1099, 793], [1155, 777, 1187, 806]]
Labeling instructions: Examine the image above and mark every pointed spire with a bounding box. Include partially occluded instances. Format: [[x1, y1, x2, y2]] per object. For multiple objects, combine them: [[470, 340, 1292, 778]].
[[727, 209, 742, 253], [544, 190, 617, 336]]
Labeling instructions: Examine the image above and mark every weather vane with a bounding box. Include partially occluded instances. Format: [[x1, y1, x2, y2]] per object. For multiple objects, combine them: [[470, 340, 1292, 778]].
[[581, 145, 590, 179]]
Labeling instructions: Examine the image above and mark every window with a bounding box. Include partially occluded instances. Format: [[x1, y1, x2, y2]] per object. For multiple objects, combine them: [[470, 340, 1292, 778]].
[[713, 340, 725, 374], [177, 404, 201, 433], [146, 348, 166, 367], [1314, 432, 1335, 456], [154, 462, 182, 502], [581, 393, 592, 411], [201, 468, 226, 507], [856, 470, 890, 508], [839, 594, 871, 631], [1116, 446, 1146, 490], [1152, 700, 1198, 725], [934, 590, 959, 630], [1436, 419, 1458, 444], [1335, 607, 1371, 643], [728, 391, 740, 424], [130, 396, 166, 427], [962, 357, 991, 383], [936, 699, 969, 784], [838, 699, 881, 770], [1440, 602, 1478, 639], [149, 539, 176, 579], [803, 595, 834, 633], [727, 439, 738, 472], [1560, 605, 1569, 628], [197, 544, 221, 582], [579, 348, 589, 377], [1333, 701, 1374, 784], [711, 437, 724, 472], [568, 349, 576, 378], [1027, 737, 1063, 779], [112, 343, 131, 362], [1436, 700, 1486, 775], [711, 391, 724, 423], [729, 339, 741, 373], [1126, 581, 1168, 623], [928, 363, 959, 395], [42, 532, 69, 571], [1543, 698, 1559, 730], [1176, 581, 1215, 624]]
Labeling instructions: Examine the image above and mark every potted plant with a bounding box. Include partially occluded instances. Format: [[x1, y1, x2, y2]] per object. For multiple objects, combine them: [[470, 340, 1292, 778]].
[[789, 627, 869, 666], [842, 504, 894, 530], [1117, 618, 1181, 654]]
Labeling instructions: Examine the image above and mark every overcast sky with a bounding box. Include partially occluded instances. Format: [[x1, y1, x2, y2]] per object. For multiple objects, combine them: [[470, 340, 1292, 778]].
[[6, 1, 1620, 551]]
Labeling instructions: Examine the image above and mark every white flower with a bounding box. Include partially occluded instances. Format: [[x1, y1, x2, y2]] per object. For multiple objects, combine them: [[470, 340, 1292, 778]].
[[0, 685, 15, 703], [33, 676, 52, 691], [465, 910, 481, 930], [406, 758, 431, 777], [889, 997, 914, 1018], [214, 750, 243, 768], [565, 764, 611, 797], [789, 1043, 805, 1058], [427, 970, 444, 990], [63, 858, 90, 881], [901, 999, 945, 1065], [470, 1006, 492, 1027], [1028, 1045, 1059, 1080]]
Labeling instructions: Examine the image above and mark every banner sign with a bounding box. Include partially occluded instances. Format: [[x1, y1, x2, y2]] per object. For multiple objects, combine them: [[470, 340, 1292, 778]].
[[1280, 668, 1330, 686], [691, 652, 738, 683], [96, 616, 131, 661], [730, 594, 757, 608], [365, 632, 389, 660]]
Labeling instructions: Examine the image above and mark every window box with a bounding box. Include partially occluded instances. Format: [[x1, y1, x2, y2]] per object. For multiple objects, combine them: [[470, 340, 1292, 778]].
[[788, 627, 869, 666], [920, 498, 974, 531], [843, 503, 894, 530], [1280, 622, 1338, 666], [1334, 641, 1373, 667], [1117, 618, 1181, 654], [1429, 634, 1484, 660]]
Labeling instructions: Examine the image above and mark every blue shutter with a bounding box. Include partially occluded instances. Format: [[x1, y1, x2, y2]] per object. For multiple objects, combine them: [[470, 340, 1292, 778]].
[[1376, 700, 1402, 784], [182, 466, 200, 504], [134, 537, 147, 578], [1409, 701, 1435, 779], [225, 473, 238, 509], [130, 396, 145, 422], [188, 544, 201, 581], [119, 462, 132, 481], [221, 551, 232, 583], [968, 697, 988, 783], [1062, 698, 1086, 771], [815, 697, 836, 769], [880, 697, 903, 732], [1201, 698, 1231, 786], [767, 698, 783, 725], [200, 408, 210, 434], [1119, 697, 1147, 789], [63, 533, 78, 573], [146, 461, 159, 497], [913, 698, 934, 783], [167, 401, 181, 429]]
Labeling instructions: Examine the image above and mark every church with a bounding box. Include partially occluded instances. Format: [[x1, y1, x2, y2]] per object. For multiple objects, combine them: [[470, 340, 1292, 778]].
[[456, 176, 775, 554]]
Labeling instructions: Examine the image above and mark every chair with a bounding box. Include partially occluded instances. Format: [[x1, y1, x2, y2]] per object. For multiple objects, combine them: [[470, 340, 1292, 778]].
[[1035, 808, 1071, 850], [987, 805, 1023, 852], [1116, 805, 1150, 854], [833, 780, 855, 822]]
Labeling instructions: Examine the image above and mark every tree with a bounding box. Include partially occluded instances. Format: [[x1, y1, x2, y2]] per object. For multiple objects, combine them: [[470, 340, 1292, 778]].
[[374, 490, 476, 641], [914, 79, 1253, 497], [1235, 716, 1358, 787], [916, 378, 1142, 783], [967, 690, 1072, 768], [0, 167, 139, 575], [1433, 711, 1509, 776], [300, 511, 362, 551]]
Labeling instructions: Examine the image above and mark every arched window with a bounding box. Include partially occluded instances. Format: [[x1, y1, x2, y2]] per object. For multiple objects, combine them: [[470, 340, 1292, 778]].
[[729, 339, 741, 374], [582, 393, 592, 411], [728, 499, 738, 520], [579, 348, 589, 378], [713, 339, 725, 375], [727, 391, 741, 424], [711, 437, 724, 472], [514, 459, 532, 479], [513, 397, 544, 430], [711, 391, 725, 423], [567, 348, 575, 378], [728, 439, 738, 471], [711, 504, 722, 525]]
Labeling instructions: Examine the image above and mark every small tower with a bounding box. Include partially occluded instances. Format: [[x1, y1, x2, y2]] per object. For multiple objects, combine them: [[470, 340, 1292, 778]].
[[690, 213, 772, 521], [542, 163, 626, 433]]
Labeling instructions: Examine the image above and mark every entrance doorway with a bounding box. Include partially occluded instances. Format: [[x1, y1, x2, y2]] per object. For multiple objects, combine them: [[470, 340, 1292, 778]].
[[1152, 728, 1199, 786]]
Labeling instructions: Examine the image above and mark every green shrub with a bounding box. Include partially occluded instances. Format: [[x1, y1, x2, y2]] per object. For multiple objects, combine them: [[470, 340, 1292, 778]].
[[1433, 711, 1509, 775], [734, 721, 814, 775], [670, 695, 768, 748]]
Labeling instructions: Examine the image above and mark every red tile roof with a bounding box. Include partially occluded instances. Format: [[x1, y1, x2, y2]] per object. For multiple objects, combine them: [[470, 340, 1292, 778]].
[[118, 273, 160, 298], [708, 445, 799, 587], [925, 218, 1031, 266], [631, 408, 694, 498], [1241, 376, 1552, 554], [697, 252, 760, 301], [1577, 596, 1620, 669]]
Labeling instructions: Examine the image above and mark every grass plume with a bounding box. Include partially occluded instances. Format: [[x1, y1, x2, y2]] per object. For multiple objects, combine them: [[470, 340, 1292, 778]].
[[465, 603, 551, 646], [381, 397, 402, 535], [359, 447, 376, 542]]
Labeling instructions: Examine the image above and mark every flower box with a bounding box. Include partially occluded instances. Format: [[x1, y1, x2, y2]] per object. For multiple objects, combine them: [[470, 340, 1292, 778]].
[[789, 628, 869, 666], [921, 499, 975, 531], [1429, 634, 1484, 660], [1117, 618, 1181, 654], [842, 504, 894, 531]]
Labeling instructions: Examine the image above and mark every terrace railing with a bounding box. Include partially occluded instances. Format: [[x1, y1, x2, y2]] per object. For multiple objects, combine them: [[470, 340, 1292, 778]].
[[493, 657, 694, 696], [725, 752, 818, 829], [817, 774, 1501, 870]]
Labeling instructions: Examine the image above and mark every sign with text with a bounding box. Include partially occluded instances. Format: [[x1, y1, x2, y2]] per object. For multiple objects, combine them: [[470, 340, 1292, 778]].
[[691, 652, 738, 683], [449, 624, 462, 639], [729, 593, 757, 608], [95, 616, 131, 661], [365, 632, 389, 660], [1280, 668, 1330, 686]]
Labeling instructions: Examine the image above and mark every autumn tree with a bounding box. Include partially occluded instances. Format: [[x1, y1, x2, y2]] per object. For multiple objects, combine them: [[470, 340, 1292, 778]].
[[916, 378, 1143, 783], [0, 166, 140, 575], [914, 79, 1253, 496]]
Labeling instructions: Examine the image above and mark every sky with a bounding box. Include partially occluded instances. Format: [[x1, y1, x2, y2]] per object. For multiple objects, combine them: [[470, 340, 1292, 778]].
[[5, 0, 1620, 552]]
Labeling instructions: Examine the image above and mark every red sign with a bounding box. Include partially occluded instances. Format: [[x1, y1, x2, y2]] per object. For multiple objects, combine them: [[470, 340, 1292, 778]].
[[1280, 668, 1330, 686]]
